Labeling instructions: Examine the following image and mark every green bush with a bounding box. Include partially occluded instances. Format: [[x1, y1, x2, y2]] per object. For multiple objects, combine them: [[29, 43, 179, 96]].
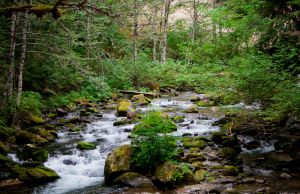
[[20, 91, 43, 116], [133, 111, 177, 135], [131, 111, 177, 171]]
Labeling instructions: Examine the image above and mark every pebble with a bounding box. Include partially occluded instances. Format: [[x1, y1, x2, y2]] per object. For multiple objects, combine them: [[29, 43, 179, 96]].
[[280, 173, 292, 179]]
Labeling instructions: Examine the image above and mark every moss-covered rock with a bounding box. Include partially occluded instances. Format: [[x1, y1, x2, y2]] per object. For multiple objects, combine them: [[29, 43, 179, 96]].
[[12, 165, 59, 183], [28, 113, 45, 125], [222, 165, 240, 176], [184, 152, 205, 163], [116, 100, 131, 117], [16, 131, 48, 145], [173, 115, 185, 123], [0, 142, 11, 155], [131, 94, 151, 106], [220, 147, 237, 161], [17, 144, 48, 163], [194, 169, 207, 182], [113, 172, 154, 188], [182, 137, 206, 149], [196, 100, 214, 107], [87, 107, 99, 113], [37, 129, 57, 142], [191, 162, 203, 170], [77, 142, 96, 150], [113, 118, 131, 126], [184, 105, 199, 113], [154, 161, 178, 185], [104, 145, 133, 183], [211, 132, 225, 144]]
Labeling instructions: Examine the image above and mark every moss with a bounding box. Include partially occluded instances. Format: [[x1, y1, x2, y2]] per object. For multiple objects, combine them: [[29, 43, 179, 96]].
[[0, 142, 11, 155], [0, 124, 15, 141], [196, 100, 214, 107], [194, 169, 207, 181], [182, 137, 205, 149], [0, 154, 13, 163], [26, 166, 59, 182], [222, 165, 240, 176], [77, 142, 96, 150], [37, 129, 57, 141], [191, 162, 203, 170], [28, 113, 45, 125], [47, 113, 57, 118], [32, 149, 48, 163], [154, 161, 178, 184], [16, 131, 48, 145], [87, 107, 99, 113], [184, 105, 199, 113], [116, 100, 131, 117], [173, 115, 185, 123], [220, 147, 237, 161]]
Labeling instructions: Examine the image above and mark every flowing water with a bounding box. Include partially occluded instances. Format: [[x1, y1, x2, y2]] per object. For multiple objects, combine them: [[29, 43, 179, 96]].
[[33, 92, 220, 194]]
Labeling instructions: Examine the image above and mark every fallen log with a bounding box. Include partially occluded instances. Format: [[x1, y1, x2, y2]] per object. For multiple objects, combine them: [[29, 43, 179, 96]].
[[118, 90, 158, 98]]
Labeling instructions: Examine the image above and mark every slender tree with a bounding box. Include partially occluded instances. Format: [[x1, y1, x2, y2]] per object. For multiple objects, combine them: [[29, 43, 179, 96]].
[[161, 0, 173, 63]]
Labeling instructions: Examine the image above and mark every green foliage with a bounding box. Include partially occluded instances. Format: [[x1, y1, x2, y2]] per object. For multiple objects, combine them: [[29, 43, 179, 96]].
[[131, 111, 177, 170], [133, 111, 177, 135], [171, 163, 193, 183], [20, 91, 43, 116]]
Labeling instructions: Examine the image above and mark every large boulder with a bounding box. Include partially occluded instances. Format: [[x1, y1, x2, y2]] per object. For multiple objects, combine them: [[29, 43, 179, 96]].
[[131, 94, 151, 106], [17, 144, 48, 163], [12, 165, 59, 183], [104, 145, 133, 184], [77, 142, 96, 150], [16, 131, 48, 145], [116, 100, 132, 117], [112, 172, 154, 188], [154, 161, 178, 185], [182, 137, 206, 149]]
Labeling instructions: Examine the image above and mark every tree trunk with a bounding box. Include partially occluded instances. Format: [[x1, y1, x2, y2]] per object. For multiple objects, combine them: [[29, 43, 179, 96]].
[[2, 0, 18, 110], [14, 0, 30, 126], [212, 0, 217, 42], [152, 2, 159, 61], [192, 0, 198, 43], [161, 0, 172, 64], [133, 0, 139, 62]]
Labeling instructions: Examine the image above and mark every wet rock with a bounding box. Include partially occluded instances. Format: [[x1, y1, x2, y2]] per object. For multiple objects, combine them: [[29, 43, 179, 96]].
[[172, 115, 185, 123], [182, 133, 192, 137], [194, 169, 207, 182], [214, 177, 236, 184], [190, 95, 202, 102], [241, 177, 255, 183], [113, 118, 131, 126], [211, 132, 225, 144], [27, 113, 45, 126], [184, 152, 205, 163], [16, 131, 48, 145], [196, 100, 214, 107], [182, 137, 206, 149], [184, 105, 199, 113], [87, 107, 99, 113], [66, 116, 89, 124], [280, 173, 292, 179], [116, 100, 132, 117], [63, 159, 78, 166], [77, 142, 96, 150], [104, 145, 133, 183], [191, 162, 203, 171], [17, 144, 48, 163], [256, 187, 271, 193], [220, 147, 238, 161], [210, 184, 226, 194], [255, 179, 265, 184], [244, 140, 261, 150], [131, 94, 151, 106], [0, 179, 24, 188], [154, 161, 178, 185], [113, 172, 154, 188], [222, 166, 240, 176], [56, 108, 68, 116]]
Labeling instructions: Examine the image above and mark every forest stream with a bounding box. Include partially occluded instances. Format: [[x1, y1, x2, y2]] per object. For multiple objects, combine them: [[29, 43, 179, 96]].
[[3, 91, 299, 194]]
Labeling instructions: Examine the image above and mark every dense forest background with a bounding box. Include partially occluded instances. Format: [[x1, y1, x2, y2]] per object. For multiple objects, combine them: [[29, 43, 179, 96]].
[[0, 0, 299, 129]]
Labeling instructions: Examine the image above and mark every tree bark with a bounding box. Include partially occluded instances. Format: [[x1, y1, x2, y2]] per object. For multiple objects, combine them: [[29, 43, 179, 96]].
[[161, 0, 172, 63], [14, 0, 30, 126], [152, 2, 159, 61], [2, 0, 18, 111], [133, 0, 139, 62], [212, 0, 217, 42], [192, 0, 198, 43]]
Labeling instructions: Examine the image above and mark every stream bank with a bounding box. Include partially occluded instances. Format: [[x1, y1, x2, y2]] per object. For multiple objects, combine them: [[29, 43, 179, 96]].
[[1, 91, 299, 194]]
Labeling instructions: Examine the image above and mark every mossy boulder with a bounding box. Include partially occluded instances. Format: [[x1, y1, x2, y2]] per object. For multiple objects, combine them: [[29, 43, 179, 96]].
[[221, 135, 239, 147], [196, 100, 214, 107], [131, 94, 151, 106], [172, 115, 185, 123], [184, 105, 199, 113], [16, 131, 48, 145], [112, 172, 154, 188], [154, 161, 178, 185], [194, 169, 208, 182], [12, 165, 59, 183], [220, 147, 237, 161], [87, 107, 99, 113], [104, 145, 133, 183], [77, 142, 96, 150], [17, 144, 48, 163], [222, 165, 240, 176], [211, 132, 225, 144], [28, 113, 45, 125], [37, 129, 57, 142], [0, 142, 11, 155], [184, 152, 205, 163], [116, 100, 132, 117], [113, 118, 131, 126], [0, 124, 14, 141], [182, 137, 206, 149], [191, 162, 203, 170]]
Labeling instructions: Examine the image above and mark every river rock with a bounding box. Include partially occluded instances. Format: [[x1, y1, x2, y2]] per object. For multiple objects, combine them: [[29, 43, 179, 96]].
[[17, 144, 48, 163], [241, 177, 255, 183], [16, 131, 48, 145], [0, 179, 24, 188], [116, 100, 132, 117], [209, 184, 226, 194], [104, 145, 133, 183], [131, 94, 151, 106], [280, 173, 292, 179], [77, 142, 96, 150], [112, 172, 154, 188], [194, 169, 207, 182], [56, 108, 68, 116], [172, 115, 185, 123], [182, 137, 206, 149], [154, 161, 178, 185], [184, 152, 206, 163], [184, 105, 199, 113]]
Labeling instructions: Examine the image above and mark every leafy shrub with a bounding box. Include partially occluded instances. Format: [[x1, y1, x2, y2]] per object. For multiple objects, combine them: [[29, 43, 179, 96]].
[[20, 91, 43, 116], [133, 111, 177, 135], [171, 163, 193, 183], [131, 111, 177, 171]]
